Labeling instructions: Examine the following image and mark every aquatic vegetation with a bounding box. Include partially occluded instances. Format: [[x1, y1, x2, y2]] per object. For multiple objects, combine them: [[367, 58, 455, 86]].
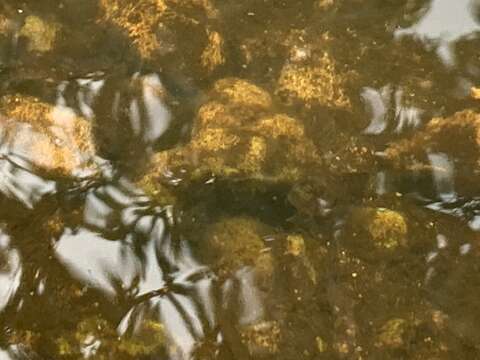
[[97, 0, 218, 77], [97, 0, 169, 59], [0, 94, 96, 177], [0, 12, 13, 52], [211, 77, 273, 109], [385, 110, 480, 163], [200, 30, 225, 73], [19, 15, 59, 53], [136, 175, 178, 206], [384, 109, 480, 195], [315, 336, 328, 353], [55, 316, 167, 358], [351, 207, 408, 251], [276, 51, 352, 110], [471, 86, 480, 100], [141, 78, 321, 187], [286, 234, 305, 257], [316, 0, 335, 11], [284, 233, 318, 285], [0, 0, 479, 359], [198, 216, 273, 278], [240, 320, 281, 356], [375, 318, 409, 349]]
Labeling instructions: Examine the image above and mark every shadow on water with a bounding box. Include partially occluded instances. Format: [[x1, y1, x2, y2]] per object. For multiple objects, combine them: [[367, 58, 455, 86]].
[[0, 0, 479, 359]]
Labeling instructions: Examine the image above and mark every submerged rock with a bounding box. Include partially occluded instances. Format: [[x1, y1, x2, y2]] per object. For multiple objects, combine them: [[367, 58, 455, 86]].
[[141, 78, 322, 188], [198, 216, 274, 279], [8, 314, 168, 359], [276, 50, 352, 110], [55, 316, 167, 358], [349, 207, 408, 252], [97, 0, 219, 77], [240, 320, 281, 357], [472, 87, 480, 100], [284, 233, 319, 286], [97, 0, 170, 60], [0, 0, 220, 82], [0, 8, 109, 81], [19, 15, 59, 53], [385, 110, 480, 167], [375, 318, 409, 349], [384, 109, 480, 195], [0, 95, 96, 177], [200, 30, 225, 73], [137, 76, 376, 217]]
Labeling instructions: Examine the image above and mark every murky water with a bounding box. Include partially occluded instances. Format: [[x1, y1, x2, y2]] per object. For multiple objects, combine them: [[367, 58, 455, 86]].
[[0, 0, 479, 359]]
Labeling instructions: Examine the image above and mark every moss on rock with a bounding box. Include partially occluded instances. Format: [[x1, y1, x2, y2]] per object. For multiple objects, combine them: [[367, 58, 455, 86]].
[[276, 50, 352, 110], [97, 0, 168, 59], [384, 109, 480, 196], [472, 87, 480, 100], [19, 15, 60, 53], [141, 78, 321, 189], [199, 216, 274, 279], [240, 320, 281, 356], [0, 94, 96, 177], [56, 316, 167, 358], [375, 318, 409, 349], [351, 207, 408, 251], [200, 30, 225, 73]]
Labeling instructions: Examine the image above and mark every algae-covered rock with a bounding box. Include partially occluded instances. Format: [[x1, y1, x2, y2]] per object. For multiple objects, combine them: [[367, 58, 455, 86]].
[[199, 216, 274, 279], [0, 12, 13, 55], [240, 320, 281, 357], [56, 316, 167, 358], [117, 320, 167, 357], [384, 110, 480, 195], [138, 77, 376, 211], [0, 95, 97, 177], [0, 12, 9, 31], [316, 0, 335, 10], [97, 0, 169, 59], [472, 87, 480, 100], [97, 0, 218, 72], [375, 318, 409, 349], [201, 30, 225, 73], [19, 15, 59, 53], [385, 110, 480, 169], [351, 207, 408, 251], [0, 0, 221, 81], [136, 175, 178, 207], [284, 233, 318, 286], [210, 77, 273, 109], [276, 50, 352, 110], [0, 7, 105, 81], [286, 234, 306, 257], [142, 78, 321, 188]]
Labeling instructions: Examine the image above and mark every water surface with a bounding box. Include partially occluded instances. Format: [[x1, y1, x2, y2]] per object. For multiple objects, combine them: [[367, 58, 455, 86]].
[[0, 0, 479, 359]]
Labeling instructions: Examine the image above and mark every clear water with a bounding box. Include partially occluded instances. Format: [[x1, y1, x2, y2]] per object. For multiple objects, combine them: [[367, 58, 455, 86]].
[[0, 0, 479, 359]]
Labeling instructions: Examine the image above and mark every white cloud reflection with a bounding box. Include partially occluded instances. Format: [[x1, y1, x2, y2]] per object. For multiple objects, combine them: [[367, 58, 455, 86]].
[[396, 0, 480, 65]]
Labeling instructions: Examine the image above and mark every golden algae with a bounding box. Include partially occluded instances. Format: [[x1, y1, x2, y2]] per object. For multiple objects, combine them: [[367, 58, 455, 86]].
[[351, 207, 408, 251], [0, 95, 96, 177], [199, 216, 274, 278], [140, 78, 321, 189], [200, 30, 225, 73], [19, 15, 59, 53], [276, 51, 352, 110], [98, 0, 168, 59]]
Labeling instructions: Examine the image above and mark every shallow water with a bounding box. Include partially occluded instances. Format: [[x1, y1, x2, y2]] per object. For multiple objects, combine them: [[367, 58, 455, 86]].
[[0, 0, 479, 359]]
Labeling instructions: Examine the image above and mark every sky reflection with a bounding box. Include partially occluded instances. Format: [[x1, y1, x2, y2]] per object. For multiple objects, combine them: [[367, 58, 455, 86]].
[[396, 0, 480, 65]]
